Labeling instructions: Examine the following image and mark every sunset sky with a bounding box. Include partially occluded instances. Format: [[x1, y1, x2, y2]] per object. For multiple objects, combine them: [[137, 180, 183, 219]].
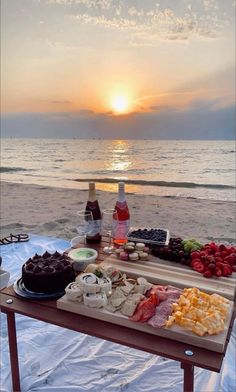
[[1, 0, 235, 139]]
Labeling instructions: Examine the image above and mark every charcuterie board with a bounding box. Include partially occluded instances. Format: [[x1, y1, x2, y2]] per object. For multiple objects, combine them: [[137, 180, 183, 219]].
[[57, 293, 234, 353], [102, 255, 236, 300], [57, 256, 235, 353]]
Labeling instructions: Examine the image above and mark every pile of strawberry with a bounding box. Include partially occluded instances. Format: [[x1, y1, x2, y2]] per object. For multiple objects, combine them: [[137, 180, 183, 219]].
[[190, 242, 236, 278]]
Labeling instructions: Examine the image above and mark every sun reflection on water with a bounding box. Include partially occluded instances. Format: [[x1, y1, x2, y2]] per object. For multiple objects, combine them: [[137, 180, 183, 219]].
[[107, 139, 132, 172]]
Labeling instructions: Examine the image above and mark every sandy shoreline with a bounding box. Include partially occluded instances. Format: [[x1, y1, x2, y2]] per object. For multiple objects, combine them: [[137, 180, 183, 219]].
[[0, 181, 235, 245]]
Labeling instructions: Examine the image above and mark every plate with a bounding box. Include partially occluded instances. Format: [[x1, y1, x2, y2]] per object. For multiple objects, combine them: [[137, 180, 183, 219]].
[[13, 278, 65, 300], [127, 227, 170, 246]]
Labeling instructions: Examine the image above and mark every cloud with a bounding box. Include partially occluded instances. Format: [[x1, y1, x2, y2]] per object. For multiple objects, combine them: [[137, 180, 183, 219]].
[[47, 0, 112, 10], [43, 0, 232, 45], [69, 1, 231, 44], [1, 102, 235, 140], [50, 100, 73, 104]]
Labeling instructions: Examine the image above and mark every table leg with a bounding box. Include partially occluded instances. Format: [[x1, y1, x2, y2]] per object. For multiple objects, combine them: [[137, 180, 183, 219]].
[[6, 312, 21, 392], [181, 362, 194, 392]]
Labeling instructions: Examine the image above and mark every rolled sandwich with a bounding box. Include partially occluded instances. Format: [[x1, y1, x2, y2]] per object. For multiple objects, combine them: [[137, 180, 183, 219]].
[[65, 282, 83, 302], [76, 273, 101, 294], [99, 276, 112, 296], [83, 292, 108, 308]]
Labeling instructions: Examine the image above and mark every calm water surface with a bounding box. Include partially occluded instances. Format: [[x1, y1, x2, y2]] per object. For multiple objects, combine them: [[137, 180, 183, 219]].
[[1, 138, 235, 201]]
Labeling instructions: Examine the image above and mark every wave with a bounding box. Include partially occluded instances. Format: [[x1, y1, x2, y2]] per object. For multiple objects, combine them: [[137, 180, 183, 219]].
[[0, 166, 30, 173], [74, 178, 235, 190]]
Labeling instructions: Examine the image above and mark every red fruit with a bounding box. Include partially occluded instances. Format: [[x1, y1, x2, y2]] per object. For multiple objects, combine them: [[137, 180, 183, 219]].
[[191, 251, 200, 259], [207, 255, 214, 262], [229, 253, 236, 264], [210, 243, 218, 252], [214, 252, 221, 257], [221, 251, 228, 258], [232, 265, 236, 272], [199, 250, 207, 256], [203, 270, 213, 278], [221, 264, 232, 277], [192, 262, 205, 273], [215, 257, 223, 263], [191, 259, 202, 268], [208, 263, 216, 270], [214, 267, 222, 277], [203, 246, 212, 255], [219, 244, 226, 251], [224, 255, 234, 265]]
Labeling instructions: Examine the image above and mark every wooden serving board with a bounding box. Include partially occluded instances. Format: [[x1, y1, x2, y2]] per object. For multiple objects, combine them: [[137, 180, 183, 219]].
[[101, 255, 236, 300], [57, 295, 234, 353]]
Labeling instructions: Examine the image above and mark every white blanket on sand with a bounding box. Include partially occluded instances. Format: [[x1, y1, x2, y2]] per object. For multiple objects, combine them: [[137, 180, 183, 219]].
[[0, 234, 235, 392]]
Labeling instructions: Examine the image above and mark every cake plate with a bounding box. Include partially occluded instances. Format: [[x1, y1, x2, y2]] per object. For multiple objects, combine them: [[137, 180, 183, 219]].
[[13, 278, 65, 300]]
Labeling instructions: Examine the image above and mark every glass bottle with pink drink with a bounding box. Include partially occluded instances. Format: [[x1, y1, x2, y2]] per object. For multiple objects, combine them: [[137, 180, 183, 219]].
[[113, 182, 130, 246]]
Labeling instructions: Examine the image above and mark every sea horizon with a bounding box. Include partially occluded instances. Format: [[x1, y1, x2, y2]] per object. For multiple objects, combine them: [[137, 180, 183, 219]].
[[1, 138, 235, 202]]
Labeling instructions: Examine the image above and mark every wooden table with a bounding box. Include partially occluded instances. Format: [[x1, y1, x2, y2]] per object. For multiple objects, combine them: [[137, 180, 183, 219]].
[[0, 238, 235, 392]]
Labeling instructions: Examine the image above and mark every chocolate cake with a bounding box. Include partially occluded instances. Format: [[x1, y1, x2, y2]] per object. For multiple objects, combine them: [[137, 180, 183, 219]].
[[22, 251, 75, 293]]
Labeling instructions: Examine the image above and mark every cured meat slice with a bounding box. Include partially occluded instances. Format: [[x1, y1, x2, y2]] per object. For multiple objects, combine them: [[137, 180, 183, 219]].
[[149, 286, 168, 301], [147, 300, 173, 328], [130, 294, 159, 322], [147, 286, 182, 329]]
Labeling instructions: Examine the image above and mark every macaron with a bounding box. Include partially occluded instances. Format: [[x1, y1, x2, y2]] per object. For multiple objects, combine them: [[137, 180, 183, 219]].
[[115, 248, 124, 257], [125, 245, 135, 253], [138, 252, 149, 261], [120, 251, 129, 261], [129, 252, 139, 261], [135, 243, 145, 251], [126, 242, 135, 247]]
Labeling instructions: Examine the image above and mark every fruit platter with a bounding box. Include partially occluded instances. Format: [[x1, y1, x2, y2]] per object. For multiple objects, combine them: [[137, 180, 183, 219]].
[[151, 237, 236, 279], [57, 263, 234, 353]]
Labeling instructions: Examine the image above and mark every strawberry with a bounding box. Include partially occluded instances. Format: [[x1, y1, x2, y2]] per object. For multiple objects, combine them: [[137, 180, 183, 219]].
[[203, 270, 213, 278], [214, 267, 222, 277], [190, 258, 201, 267], [224, 255, 234, 265], [221, 251, 228, 259], [221, 264, 232, 277], [192, 261, 205, 273], [210, 242, 218, 252], [229, 253, 236, 264], [191, 251, 200, 259]]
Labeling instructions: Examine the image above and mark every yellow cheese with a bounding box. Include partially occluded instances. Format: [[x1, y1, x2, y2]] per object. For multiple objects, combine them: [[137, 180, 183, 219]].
[[165, 287, 229, 336]]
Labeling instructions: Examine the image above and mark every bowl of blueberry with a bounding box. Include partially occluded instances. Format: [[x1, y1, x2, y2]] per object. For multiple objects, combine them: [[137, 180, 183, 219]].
[[127, 227, 170, 246]]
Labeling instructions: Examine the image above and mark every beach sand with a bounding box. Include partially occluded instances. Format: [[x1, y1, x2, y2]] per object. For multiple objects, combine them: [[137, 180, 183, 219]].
[[0, 181, 235, 245]]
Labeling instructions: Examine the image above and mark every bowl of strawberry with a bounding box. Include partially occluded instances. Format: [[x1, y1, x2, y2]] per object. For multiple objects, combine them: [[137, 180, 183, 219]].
[[190, 243, 236, 278]]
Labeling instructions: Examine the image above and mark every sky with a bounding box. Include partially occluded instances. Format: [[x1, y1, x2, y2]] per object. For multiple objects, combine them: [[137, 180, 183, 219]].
[[1, 0, 235, 139]]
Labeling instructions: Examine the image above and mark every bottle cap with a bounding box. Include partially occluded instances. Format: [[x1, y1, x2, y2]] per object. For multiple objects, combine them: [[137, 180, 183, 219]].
[[89, 182, 95, 190]]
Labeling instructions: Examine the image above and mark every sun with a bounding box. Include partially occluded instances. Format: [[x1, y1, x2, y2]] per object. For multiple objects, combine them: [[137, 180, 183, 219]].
[[111, 95, 129, 114]]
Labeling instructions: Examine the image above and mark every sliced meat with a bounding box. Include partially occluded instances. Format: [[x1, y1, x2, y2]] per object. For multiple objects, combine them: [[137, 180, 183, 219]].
[[130, 294, 158, 322], [147, 286, 182, 328], [147, 299, 173, 328]]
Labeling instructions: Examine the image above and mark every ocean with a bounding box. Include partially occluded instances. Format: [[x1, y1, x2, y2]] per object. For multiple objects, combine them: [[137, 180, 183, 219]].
[[1, 138, 235, 201]]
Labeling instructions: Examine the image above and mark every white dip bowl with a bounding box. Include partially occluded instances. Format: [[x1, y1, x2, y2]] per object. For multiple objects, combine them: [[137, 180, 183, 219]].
[[68, 248, 98, 272]]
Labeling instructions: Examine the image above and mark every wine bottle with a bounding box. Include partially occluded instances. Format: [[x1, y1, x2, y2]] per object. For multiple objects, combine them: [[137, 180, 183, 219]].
[[113, 182, 130, 245], [85, 182, 102, 243]]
